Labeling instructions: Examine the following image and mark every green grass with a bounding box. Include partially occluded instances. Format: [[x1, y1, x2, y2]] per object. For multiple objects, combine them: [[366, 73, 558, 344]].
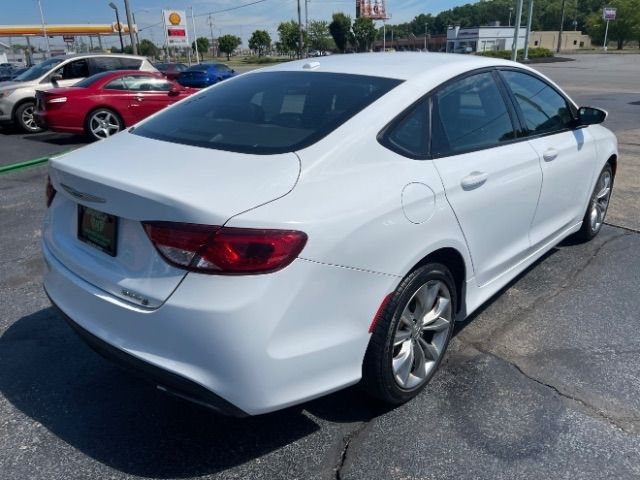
[[476, 47, 554, 60]]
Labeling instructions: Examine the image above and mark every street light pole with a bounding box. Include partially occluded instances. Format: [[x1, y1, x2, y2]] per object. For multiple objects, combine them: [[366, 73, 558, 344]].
[[37, 0, 51, 58], [424, 23, 428, 50], [510, 0, 524, 61], [191, 6, 200, 63], [297, 0, 304, 59], [123, 0, 138, 55], [556, 0, 566, 53], [523, 0, 534, 60], [109, 3, 125, 52]]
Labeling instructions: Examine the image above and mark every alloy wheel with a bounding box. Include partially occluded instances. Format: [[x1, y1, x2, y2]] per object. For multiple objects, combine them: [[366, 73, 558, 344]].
[[392, 280, 452, 389], [89, 111, 121, 139], [21, 104, 40, 132], [589, 169, 612, 233]]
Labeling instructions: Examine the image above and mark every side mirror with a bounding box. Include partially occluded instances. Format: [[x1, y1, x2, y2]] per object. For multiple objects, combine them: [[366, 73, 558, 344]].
[[50, 73, 62, 86], [577, 106, 607, 126]]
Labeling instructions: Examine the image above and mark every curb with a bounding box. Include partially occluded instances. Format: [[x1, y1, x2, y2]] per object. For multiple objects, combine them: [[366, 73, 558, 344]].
[[0, 156, 49, 174]]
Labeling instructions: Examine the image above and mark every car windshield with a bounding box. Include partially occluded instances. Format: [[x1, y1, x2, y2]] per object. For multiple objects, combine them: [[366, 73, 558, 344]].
[[133, 71, 402, 154], [13, 58, 63, 82]]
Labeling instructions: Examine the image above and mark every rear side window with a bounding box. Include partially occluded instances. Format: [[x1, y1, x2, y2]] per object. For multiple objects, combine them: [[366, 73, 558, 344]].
[[381, 100, 429, 158], [103, 77, 127, 90], [119, 58, 143, 70], [500, 70, 574, 135], [90, 57, 122, 74], [432, 72, 516, 156], [133, 71, 402, 154], [124, 77, 173, 91]]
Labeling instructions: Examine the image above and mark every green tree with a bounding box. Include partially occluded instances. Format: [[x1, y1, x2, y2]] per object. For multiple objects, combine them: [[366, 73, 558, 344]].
[[138, 39, 159, 57], [352, 17, 377, 51], [329, 12, 353, 52], [249, 29, 271, 56], [192, 36, 210, 56], [307, 20, 334, 52], [278, 20, 305, 57], [218, 34, 241, 60]]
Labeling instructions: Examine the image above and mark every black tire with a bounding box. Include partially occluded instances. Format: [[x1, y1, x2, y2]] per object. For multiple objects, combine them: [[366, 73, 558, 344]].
[[573, 163, 614, 242], [84, 108, 123, 142], [361, 263, 457, 405], [15, 101, 43, 133]]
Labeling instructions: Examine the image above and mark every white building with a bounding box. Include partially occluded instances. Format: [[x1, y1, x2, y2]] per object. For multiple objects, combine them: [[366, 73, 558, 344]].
[[446, 26, 528, 53]]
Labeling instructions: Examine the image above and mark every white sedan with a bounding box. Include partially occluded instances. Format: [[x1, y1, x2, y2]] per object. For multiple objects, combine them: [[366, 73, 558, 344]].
[[42, 53, 617, 416]]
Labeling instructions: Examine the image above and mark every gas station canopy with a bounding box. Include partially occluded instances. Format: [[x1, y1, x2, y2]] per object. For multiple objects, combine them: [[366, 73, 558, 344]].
[[0, 23, 136, 36]]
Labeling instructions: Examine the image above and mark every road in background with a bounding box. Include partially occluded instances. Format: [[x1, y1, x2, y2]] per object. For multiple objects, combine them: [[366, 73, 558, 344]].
[[534, 54, 640, 232]]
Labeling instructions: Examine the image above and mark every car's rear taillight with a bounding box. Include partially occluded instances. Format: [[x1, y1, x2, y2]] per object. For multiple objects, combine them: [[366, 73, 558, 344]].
[[46, 175, 56, 207], [143, 222, 307, 275]]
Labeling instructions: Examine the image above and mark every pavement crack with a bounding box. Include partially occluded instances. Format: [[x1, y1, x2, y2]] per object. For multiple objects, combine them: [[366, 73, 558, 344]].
[[334, 421, 370, 480], [466, 344, 639, 434]]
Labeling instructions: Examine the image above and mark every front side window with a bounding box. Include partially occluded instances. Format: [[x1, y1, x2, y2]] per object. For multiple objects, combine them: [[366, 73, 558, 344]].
[[432, 71, 516, 156], [55, 59, 90, 80], [500, 70, 574, 135], [382, 100, 429, 158], [133, 71, 402, 154]]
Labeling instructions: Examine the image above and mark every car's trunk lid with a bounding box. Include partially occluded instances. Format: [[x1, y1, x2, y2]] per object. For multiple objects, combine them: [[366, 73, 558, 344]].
[[44, 132, 300, 308]]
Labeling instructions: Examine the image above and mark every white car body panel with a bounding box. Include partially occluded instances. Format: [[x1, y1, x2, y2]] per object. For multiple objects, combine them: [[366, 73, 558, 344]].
[[42, 52, 618, 415]]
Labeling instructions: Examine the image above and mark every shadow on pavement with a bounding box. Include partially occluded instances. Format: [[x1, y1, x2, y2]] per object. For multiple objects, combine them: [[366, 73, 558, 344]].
[[22, 132, 87, 147], [0, 306, 387, 478]]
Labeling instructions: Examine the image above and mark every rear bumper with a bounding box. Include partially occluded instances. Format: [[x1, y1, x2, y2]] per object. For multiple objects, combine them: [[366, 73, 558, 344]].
[[49, 294, 248, 416], [35, 111, 84, 134], [42, 237, 397, 415]]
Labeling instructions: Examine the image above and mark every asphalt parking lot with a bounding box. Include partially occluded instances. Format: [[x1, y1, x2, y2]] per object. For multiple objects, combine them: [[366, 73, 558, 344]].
[[1, 54, 639, 479]]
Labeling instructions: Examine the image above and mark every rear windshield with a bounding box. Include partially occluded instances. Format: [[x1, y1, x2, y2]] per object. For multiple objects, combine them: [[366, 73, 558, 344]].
[[133, 71, 402, 154], [186, 64, 210, 72]]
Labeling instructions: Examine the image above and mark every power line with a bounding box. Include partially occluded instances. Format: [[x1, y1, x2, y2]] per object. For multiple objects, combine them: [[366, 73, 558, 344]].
[[139, 0, 269, 32]]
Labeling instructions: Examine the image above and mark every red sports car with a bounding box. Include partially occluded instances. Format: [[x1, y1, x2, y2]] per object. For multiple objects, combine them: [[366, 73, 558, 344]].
[[34, 70, 196, 141]]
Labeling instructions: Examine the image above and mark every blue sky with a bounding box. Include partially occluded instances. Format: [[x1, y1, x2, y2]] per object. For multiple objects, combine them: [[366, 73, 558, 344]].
[[3, 0, 464, 50]]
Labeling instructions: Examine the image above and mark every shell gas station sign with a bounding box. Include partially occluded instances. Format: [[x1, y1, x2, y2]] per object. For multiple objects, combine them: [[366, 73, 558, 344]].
[[163, 10, 189, 47]]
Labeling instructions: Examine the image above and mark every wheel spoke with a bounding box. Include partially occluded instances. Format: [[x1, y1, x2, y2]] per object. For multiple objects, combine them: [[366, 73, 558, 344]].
[[393, 343, 414, 386], [413, 340, 427, 379], [596, 185, 610, 200], [393, 329, 412, 346], [418, 337, 439, 361], [424, 296, 451, 323], [422, 316, 450, 332]]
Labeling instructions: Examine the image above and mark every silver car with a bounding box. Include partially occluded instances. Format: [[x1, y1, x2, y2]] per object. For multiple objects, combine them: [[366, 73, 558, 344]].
[[0, 54, 156, 133]]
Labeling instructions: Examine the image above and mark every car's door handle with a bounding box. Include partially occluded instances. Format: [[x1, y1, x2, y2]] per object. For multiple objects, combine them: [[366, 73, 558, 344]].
[[135, 96, 144, 102], [543, 148, 559, 162], [461, 171, 489, 191]]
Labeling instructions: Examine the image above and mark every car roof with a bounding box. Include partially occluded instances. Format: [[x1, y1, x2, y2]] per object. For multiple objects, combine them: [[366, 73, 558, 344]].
[[256, 52, 524, 81], [51, 53, 150, 61]]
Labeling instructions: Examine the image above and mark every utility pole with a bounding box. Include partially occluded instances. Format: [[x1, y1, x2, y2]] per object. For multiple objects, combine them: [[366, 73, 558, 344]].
[[191, 6, 200, 63], [37, 0, 51, 58], [523, 0, 533, 60], [510, 0, 524, 61], [556, 0, 566, 53], [207, 14, 215, 58], [424, 23, 428, 50], [123, 0, 137, 54], [305, 0, 309, 31], [297, 0, 304, 59], [132, 12, 141, 54]]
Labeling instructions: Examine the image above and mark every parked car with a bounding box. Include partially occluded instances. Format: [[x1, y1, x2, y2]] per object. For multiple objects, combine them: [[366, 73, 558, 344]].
[[43, 52, 616, 416], [0, 66, 15, 82], [154, 62, 188, 81], [177, 62, 235, 88], [34, 70, 196, 141], [0, 54, 156, 133]]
